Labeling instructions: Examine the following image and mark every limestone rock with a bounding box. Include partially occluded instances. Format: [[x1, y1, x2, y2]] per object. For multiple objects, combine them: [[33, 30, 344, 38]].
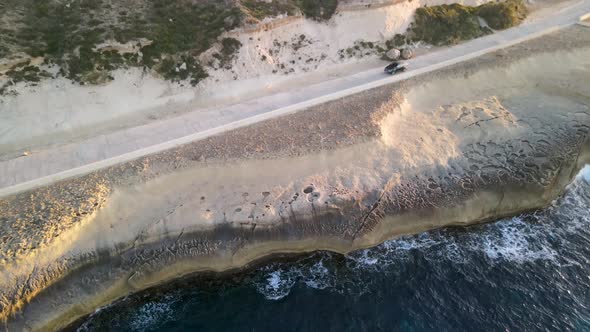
[[401, 48, 414, 60], [385, 48, 401, 61]]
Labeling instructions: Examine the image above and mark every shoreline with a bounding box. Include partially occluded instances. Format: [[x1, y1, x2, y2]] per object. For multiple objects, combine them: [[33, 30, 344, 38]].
[[62, 191, 577, 332], [2, 26, 590, 331], [20, 157, 590, 331]]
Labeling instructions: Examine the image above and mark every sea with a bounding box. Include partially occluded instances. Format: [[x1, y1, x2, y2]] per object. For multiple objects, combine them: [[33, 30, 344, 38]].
[[72, 166, 590, 332]]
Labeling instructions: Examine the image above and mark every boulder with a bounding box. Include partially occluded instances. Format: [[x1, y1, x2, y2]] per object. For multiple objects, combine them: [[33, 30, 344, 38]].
[[401, 48, 414, 60], [385, 48, 401, 61]]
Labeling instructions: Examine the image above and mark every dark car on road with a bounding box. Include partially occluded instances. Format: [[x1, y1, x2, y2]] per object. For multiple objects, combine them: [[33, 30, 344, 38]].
[[384, 61, 407, 75]]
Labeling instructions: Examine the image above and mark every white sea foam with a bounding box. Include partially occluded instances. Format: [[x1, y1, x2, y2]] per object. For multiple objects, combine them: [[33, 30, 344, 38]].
[[129, 298, 175, 331], [255, 269, 297, 300], [349, 249, 380, 267], [479, 217, 558, 264], [255, 257, 336, 300], [253, 171, 590, 298], [302, 260, 333, 290]]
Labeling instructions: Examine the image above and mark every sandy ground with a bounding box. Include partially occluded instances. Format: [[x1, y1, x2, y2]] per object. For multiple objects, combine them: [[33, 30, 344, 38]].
[[1, 25, 590, 330], [0, 0, 510, 156]]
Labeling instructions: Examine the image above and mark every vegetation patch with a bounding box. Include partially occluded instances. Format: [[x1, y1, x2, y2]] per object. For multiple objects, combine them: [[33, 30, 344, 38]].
[[296, 0, 338, 21], [339, 40, 379, 59], [338, 0, 527, 61], [386, 34, 410, 49], [242, 0, 298, 20], [407, 0, 527, 46], [213, 38, 243, 69], [409, 4, 489, 46], [335, 0, 528, 63], [477, 0, 528, 30], [137, 1, 242, 85], [0, 0, 527, 95], [157, 55, 208, 86], [1, 64, 52, 95], [0, 0, 242, 93]]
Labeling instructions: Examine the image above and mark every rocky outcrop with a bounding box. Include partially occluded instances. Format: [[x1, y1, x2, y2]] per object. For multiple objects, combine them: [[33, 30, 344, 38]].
[[386, 48, 401, 60], [401, 48, 414, 59], [10, 114, 589, 331]]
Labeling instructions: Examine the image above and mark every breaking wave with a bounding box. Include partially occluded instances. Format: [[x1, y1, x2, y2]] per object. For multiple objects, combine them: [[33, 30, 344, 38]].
[[75, 166, 590, 331], [254, 166, 590, 300]]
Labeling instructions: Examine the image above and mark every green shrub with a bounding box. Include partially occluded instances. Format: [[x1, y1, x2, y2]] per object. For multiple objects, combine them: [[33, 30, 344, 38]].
[[242, 0, 298, 20], [2, 65, 52, 95], [296, 0, 338, 21], [410, 4, 485, 46], [212, 37, 243, 69], [143, 1, 242, 56], [385, 34, 407, 49], [477, 0, 528, 30], [408, 0, 527, 46], [156, 55, 208, 86], [221, 38, 242, 56], [0, 0, 244, 90], [6, 65, 51, 83]]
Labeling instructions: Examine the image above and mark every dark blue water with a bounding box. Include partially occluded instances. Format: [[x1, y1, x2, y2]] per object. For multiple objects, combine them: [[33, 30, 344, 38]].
[[75, 169, 590, 332]]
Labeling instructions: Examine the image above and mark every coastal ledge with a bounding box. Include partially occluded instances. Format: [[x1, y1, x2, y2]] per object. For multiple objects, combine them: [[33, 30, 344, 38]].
[[1, 26, 590, 331]]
